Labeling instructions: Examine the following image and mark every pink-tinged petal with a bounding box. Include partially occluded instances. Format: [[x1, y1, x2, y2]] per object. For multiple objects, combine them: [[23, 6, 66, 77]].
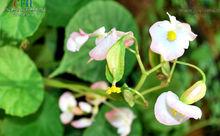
[[117, 31, 134, 47], [67, 31, 89, 52], [90, 81, 108, 90], [71, 118, 93, 128], [105, 108, 135, 136], [59, 92, 77, 112], [154, 92, 186, 125], [60, 112, 74, 124], [91, 26, 106, 37], [78, 102, 92, 113], [166, 91, 202, 119], [124, 39, 134, 47], [89, 28, 120, 60]]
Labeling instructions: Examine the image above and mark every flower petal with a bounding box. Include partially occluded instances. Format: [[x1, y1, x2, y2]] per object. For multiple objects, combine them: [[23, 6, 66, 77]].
[[89, 28, 120, 60], [154, 92, 187, 125], [59, 92, 77, 112], [91, 26, 106, 37], [166, 91, 202, 119], [71, 118, 93, 128], [79, 102, 92, 113], [60, 112, 74, 124], [105, 108, 135, 136], [90, 81, 108, 90], [67, 31, 89, 52]]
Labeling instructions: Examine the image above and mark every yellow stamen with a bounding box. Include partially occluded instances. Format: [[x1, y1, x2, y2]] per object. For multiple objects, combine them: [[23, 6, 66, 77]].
[[167, 31, 176, 41], [106, 85, 121, 94], [171, 109, 177, 116]]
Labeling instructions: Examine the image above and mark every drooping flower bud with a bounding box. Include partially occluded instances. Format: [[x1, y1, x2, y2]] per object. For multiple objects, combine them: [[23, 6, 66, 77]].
[[180, 81, 206, 104]]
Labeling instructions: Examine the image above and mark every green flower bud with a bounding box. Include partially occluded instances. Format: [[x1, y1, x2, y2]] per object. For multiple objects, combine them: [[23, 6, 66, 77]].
[[180, 81, 206, 104]]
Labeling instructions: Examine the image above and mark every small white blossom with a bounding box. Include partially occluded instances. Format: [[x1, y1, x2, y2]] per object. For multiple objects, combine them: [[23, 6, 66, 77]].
[[105, 108, 135, 136], [149, 12, 197, 61], [154, 91, 202, 126]]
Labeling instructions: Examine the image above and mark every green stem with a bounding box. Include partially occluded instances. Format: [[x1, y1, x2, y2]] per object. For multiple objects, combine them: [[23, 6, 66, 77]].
[[176, 61, 206, 82], [141, 84, 167, 96], [127, 48, 136, 54], [134, 74, 147, 91], [44, 78, 113, 99], [131, 89, 148, 106], [134, 63, 163, 91], [167, 59, 177, 83], [134, 38, 145, 74]]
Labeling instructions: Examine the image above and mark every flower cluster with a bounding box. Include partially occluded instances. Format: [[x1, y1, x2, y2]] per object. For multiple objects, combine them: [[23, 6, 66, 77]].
[[64, 12, 207, 135], [58, 81, 108, 128], [67, 27, 134, 61]]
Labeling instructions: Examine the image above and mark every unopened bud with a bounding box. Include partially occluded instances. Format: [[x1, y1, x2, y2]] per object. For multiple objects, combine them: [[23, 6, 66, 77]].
[[180, 81, 206, 104]]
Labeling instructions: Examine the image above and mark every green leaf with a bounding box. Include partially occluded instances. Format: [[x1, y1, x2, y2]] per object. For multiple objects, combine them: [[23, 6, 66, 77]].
[[83, 102, 142, 136], [50, 1, 139, 82], [0, 0, 45, 40], [0, 92, 63, 136], [0, 0, 10, 15], [0, 46, 44, 117], [45, 0, 110, 27], [27, 29, 57, 69], [106, 36, 126, 83]]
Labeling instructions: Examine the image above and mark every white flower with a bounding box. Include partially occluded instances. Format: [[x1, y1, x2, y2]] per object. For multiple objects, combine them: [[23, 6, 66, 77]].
[[154, 91, 202, 126], [149, 12, 197, 61], [105, 108, 135, 136], [58, 92, 93, 125], [67, 29, 89, 52], [89, 28, 134, 61]]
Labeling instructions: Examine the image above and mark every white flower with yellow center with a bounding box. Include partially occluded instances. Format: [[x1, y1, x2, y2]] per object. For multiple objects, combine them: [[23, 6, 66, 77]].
[[149, 12, 197, 61], [154, 91, 202, 126]]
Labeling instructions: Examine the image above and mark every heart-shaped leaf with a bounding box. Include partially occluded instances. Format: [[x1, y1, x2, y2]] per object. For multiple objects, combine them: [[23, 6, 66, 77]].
[[0, 46, 44, 117]]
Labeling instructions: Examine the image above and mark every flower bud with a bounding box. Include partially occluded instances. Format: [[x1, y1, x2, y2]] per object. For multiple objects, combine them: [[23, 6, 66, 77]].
[[180, 81, 206, 104]]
